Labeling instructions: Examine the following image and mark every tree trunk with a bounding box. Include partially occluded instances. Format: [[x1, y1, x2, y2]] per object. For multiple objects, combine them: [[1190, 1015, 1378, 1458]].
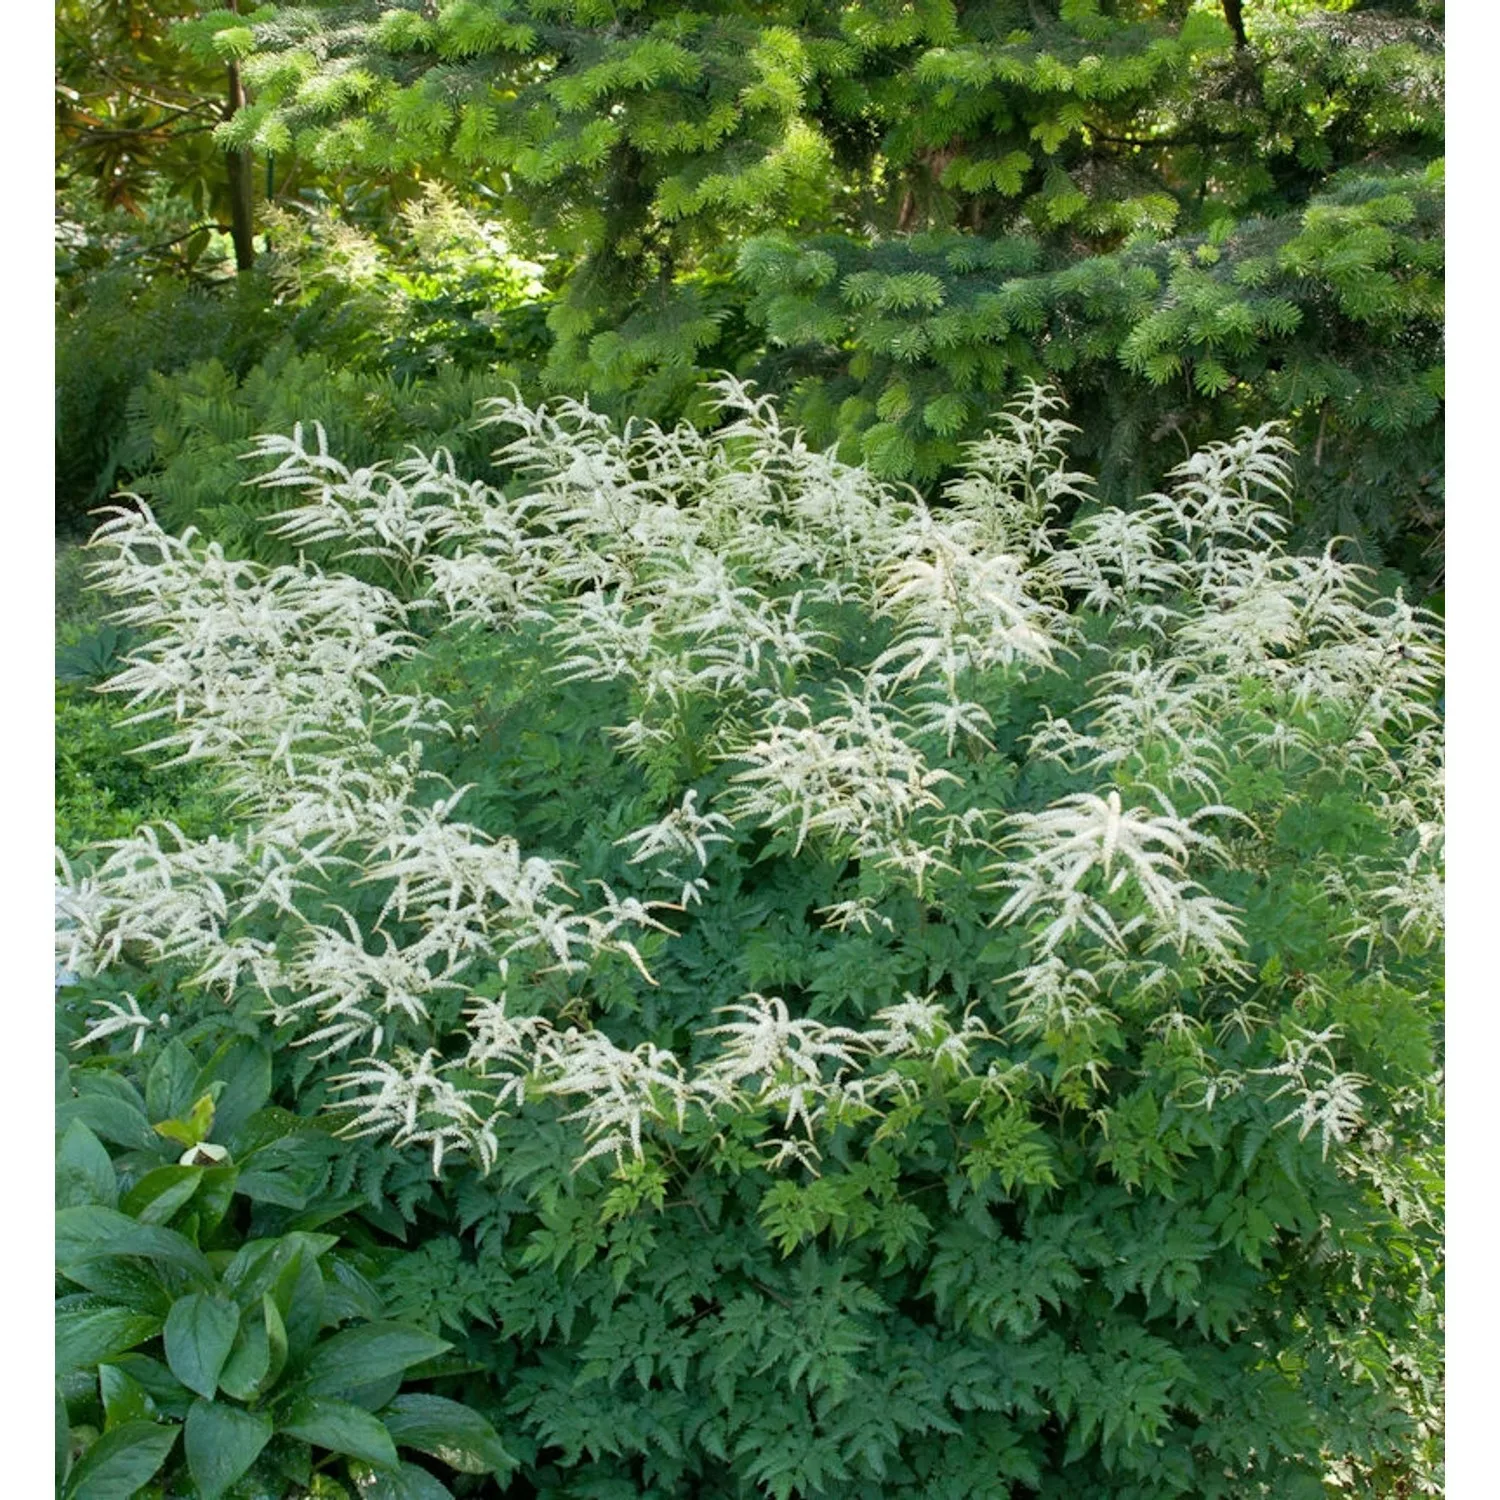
[[224, 4, 255, 271], [1222, 0, 1248, 49]]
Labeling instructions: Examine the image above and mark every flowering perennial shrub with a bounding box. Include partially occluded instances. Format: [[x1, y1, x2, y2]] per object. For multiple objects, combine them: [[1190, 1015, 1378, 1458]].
[[57, 383, 1442, 1497]]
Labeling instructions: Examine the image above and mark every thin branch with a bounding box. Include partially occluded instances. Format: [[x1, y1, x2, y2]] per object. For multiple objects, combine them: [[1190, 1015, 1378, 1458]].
[[55, 24, 219, 120], [144, 223, 236, 254], [58, 122, 220, 157]]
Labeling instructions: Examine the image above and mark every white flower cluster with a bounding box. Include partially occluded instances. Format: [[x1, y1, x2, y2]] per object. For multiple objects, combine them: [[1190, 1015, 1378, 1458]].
[[335, 986, 995, 1173], [57, 380, 1442, 1171]]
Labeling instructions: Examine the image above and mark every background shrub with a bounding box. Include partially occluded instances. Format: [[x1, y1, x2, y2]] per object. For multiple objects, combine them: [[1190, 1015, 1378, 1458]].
[[214, 0, 1444, 578]]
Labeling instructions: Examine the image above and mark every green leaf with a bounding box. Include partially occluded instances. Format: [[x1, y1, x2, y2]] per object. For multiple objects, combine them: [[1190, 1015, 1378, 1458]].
[[195, 1038, 273, 1145], [221, 1232, 336, 1305], [107, 1354, 195, 1420], [56, 1302, 163, 1374], [184, 1399, 275, 1500], [57, 1207, 213, 1282], [163, 1293, 242, 1400], [217, 1295, 273, 1402], [153, 1093, 216, 1150], [99, 1364, 157, 1429], [56, 1386, 72, 1493], [120, 1165, 203, 1226], [272, 1240, 327, 1370], [342, 1371, 406, 1415], [193, 1165, 240, 1236], [278, 1397, 400, 1470], [146, 1041, 199, 1123], [56, 1096, 158, 1154], [62, 1420, 178, 1500], [56, 1120, 118, 1210], [264, 1292, 290, 1389], [303, 1324, 452, 1399], [347, 1460, 456, 1500], [380, 1394, 514, 1475], [58, 1255, 172, 1317]]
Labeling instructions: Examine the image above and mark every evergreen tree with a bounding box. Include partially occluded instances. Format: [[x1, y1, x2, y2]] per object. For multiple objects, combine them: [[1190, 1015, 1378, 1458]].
[[215, 0, 1444, 568]]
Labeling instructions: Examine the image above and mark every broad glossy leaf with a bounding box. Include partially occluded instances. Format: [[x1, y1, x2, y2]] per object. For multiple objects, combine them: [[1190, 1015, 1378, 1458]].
[[347, 1459, 457, 1499], [236, 1106, 321, 1155], [62, 1419, 178, 1500], [163, 1292, 241, 1399], [195, 1038, 272, 1146], [220, 1232, 337, 1306], [145, 1040, 199, 1123], [70, 1068, 147, 1112], [285, 1197, 367, 1233], [56, 1300, 163, 1374], [217, 1297, 271, 1402], [55, 1385, 71, 1493], [107, 1354, 194, 1417], [303, 1323, 452, 1398], [343, 1372, 405, 1414], [57, 1206, 213, 1283], [153, 1093, 216, 1150], [57, 1255, 173, 1316], [193, 1164, 240, 1236], [379, 1394, 515, 1475], [264, 1291, 290, 1389], [120, 1165, 203, 1226], [99, 1363, 157, 1429], [184, 1398, 274, 1500], [56, 1095, 158, 1154], [271, 1240, 326, 1370], [324, 1257, 385, 1324], [278, 1396, 399, 1470], [56, 1120, 117, 1209]]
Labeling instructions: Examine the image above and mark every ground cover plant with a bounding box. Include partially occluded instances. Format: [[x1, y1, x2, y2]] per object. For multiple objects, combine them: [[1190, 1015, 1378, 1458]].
[[56, 543, 225, 850], [55, 1033, 515, 1499], [56, 384, 1443, 1497]]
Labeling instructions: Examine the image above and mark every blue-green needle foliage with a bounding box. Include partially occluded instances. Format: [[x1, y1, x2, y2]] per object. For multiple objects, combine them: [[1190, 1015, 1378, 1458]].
[[197, 0, 1444, 571]]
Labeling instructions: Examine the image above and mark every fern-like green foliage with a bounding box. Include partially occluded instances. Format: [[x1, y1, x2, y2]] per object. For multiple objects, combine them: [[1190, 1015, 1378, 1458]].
[[56, 177, 550, 539], [121, 347, 528, 567], [59, 384, 1442, 1497], [54, 211, 284, 531]]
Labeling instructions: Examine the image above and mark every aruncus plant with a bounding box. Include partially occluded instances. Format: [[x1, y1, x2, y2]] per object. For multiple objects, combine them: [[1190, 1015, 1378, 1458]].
[[58, 381, 1440, 1172], [56, 381, 1443, 1495]]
